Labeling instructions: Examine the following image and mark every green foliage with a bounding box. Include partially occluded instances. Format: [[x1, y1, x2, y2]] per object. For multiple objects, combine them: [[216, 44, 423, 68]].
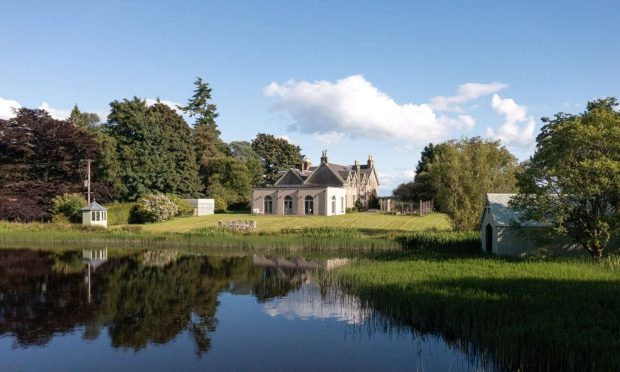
[[106, 202, 136, 225], [166, 194, 193, 216], [229, 141, 264, 187], [50, 193, 87, 223], [278, 227, 362, 239], [393, 143, 437, 203], [427, 137, 518, 230], [512, 98, 620, 258], [205, 157, 252, 211], [251, 133, 304, 185], [394, 230, 480, 254], [68, 104, 100, 129], [104, 98, 203, 200], [132, 193, 179, 223]]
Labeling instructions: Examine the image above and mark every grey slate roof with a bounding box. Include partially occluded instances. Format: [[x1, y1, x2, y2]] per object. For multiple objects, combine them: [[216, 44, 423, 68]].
[[485, 193, 546, 227], [81, 200, 107, 211]]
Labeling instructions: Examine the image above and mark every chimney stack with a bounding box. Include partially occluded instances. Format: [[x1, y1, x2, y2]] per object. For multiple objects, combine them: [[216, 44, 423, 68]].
[[354, 160, 360, 177], [303, 158, 312, 171], [320, 150, 328, 164], [367, 154, 374, 168]]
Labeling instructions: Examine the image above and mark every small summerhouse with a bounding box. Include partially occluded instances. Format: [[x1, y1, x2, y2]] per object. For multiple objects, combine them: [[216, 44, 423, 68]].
[[81, 201, 108, 228]]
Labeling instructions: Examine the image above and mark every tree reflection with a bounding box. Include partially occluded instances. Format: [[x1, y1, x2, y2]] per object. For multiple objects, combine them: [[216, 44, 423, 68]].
[[0, 249, 318, 357]]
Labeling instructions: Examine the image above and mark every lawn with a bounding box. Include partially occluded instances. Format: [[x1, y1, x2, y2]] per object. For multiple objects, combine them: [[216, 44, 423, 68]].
[[139, 212, 452, 235]]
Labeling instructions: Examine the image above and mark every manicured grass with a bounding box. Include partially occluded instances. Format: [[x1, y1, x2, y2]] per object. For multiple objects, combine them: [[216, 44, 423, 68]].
[[139, 212, 452, 235], [334, 254, 620, 371]]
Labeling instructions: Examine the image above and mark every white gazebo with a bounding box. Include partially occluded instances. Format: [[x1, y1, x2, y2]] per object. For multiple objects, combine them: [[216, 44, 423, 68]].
[[81, 200, 108, 228]]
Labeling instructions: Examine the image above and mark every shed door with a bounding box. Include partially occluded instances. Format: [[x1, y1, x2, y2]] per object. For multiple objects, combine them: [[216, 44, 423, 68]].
[[485, 224, 493, 254]]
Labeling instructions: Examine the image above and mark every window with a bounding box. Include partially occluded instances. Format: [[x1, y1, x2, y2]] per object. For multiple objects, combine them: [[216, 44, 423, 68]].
[[264, 196, 273, 214], [304, 196, 314, 215], [91, 211, 96, 221], [341, 197, 344, 213], [331, 196, 336, 214], [284, 196, 293, 215]]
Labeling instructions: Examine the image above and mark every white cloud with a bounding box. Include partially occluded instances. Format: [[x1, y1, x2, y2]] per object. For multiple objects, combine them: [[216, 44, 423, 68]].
[[429, 82, 508, 112], [486, 94, 536, 148], [438, 114, 476, 131], [145, 98, 184, 116], [0, 97, 21, 119], [38, 102, 70, 120], [312, 131, 346, 146], [274, 134, 298, 145], [377, 169, 416, 194], [264, 75, 448, 144]]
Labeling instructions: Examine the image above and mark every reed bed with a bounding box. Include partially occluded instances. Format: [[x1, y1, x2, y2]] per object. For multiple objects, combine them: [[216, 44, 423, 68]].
[[333, 254, 620, 371], [394, 230, 481, 254]]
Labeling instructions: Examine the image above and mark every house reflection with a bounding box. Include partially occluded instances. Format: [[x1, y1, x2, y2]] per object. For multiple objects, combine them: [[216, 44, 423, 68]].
[[83, 248, 108, 303]]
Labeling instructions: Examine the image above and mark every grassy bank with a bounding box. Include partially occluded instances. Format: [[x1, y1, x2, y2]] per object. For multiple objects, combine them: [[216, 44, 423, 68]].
[[334, 253, 620, 371], [0, 222, 399, 253], [137, 212, 451, 235]]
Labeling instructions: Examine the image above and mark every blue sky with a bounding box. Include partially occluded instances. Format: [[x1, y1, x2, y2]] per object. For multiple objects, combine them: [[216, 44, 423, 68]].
[[1, 0, 618, 194]]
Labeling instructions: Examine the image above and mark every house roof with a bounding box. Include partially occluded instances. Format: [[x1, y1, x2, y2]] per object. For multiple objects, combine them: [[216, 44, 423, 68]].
[[81, 200, 107, 211], [275, 160, 378, 188], [485, 193, 546, 227]]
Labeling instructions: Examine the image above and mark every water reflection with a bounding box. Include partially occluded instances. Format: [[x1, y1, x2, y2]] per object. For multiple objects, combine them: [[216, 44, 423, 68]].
[[0, 248, 481, 371]]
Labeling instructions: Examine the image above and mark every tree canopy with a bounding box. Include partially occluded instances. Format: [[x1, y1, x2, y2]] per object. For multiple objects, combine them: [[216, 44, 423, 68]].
[[104, 98, 203, 200], [251, 133, 303, 186], [0, 108, 107, 220], [511, 98, 620, 258], [426, 137, 518, 230]]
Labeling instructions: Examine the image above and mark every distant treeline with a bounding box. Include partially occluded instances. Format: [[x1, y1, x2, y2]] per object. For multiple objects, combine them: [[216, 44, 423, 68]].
[[0, 78, 304, 221]]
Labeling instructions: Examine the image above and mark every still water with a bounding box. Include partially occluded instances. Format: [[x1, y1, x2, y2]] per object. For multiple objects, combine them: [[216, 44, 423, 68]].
[[0, 248, 486, 371]]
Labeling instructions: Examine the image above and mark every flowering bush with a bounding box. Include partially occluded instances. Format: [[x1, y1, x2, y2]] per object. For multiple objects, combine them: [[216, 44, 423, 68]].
[[50, 193, 87, 223], [132, 193, 178, 223]]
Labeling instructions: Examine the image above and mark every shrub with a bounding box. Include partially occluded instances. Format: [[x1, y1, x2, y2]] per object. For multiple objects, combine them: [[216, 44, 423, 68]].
[[395, 230, 481, 254], [166, 194, 193, 216], [50, 193, 87, 223], [106, 203, 136, 225], [131, 194, 178, 223]]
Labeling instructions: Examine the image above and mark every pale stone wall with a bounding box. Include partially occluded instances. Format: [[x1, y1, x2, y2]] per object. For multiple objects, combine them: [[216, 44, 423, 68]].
[[252, 188, 341, 216], [82, 210, 107, 228]]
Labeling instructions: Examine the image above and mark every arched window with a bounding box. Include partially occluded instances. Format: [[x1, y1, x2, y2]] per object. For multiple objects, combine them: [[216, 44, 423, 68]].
[[331, 195, 336, 214], [264, 196, 273, 214], [284, 195, 293, 215], [304, 196, 314, 215]]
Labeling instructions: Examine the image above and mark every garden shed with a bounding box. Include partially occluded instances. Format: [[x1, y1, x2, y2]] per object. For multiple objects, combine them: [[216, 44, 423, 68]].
[[481, 193, 545, 256], [185, 199, 215, 216], [81, 201, 108, 228]]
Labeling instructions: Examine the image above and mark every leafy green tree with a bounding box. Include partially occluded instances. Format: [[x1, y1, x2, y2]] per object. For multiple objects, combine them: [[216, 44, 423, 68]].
[[428, 137, 518, 230], [511, 98, 620, 258], [179, 77, 227, 166], [392, 143, 437, 203], [251, 133, 304, 185], [104, 98, 203, 200], [204, 157, 252, 210], [68, 105, 101, 129], [50, 193, 87, 223], [229, 141, 264, 187]]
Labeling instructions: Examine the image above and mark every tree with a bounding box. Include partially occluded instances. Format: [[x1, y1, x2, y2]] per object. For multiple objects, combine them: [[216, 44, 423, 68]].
[[427, 138, 518, 230], [511, 98, 620, 258], [179, 77, 227, 166], [392, 143, 438, 203], [0, 108, 106, 221], [68, 105, 101, 129], [104, 98, 203, 200], [229, 141, 264, 187], [204, 157, 252, 211], [251, 133, 304, 186]]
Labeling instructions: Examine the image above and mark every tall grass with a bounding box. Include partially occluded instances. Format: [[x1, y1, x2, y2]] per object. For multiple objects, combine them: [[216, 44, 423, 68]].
[[394, 230, 480, 254], [333, 254, 620, 371], [0, 223, 398, 253]]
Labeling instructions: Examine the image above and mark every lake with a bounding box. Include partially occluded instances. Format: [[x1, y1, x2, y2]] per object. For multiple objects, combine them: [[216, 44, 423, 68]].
[[0, 248, 491, 371]]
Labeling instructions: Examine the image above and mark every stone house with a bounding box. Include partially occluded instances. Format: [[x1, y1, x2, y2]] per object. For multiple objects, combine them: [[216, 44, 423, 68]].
[[251, 151, 379, 216]]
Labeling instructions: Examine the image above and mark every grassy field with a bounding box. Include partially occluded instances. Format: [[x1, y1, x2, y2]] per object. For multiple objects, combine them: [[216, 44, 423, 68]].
[[138, 212, 451, 235], [334, 252, 620, 371]]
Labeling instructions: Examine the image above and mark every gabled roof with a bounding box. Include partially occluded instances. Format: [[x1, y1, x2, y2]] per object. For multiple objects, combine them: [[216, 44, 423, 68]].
[[484, 193, 546, 227], [81, 200, 107, 211]]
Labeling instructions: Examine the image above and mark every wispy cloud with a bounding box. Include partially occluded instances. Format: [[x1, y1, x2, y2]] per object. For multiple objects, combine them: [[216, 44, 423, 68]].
[[429, 82, 508, 112], [0, 97, 21, 120]]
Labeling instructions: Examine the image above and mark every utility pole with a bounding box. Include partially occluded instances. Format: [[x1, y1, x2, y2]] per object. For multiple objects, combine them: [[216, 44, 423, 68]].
[[86, 159, 92, 204]]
